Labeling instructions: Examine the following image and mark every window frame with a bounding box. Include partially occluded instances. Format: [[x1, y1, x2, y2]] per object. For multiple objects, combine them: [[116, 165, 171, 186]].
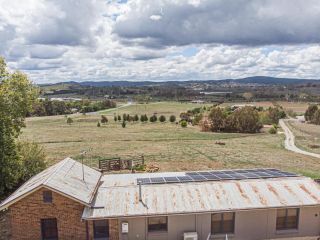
[[276, 208, 300, 231], [147, 216, 168, 233], [93, 220, 109, 239], [211, 212, 235, 235], [41, 218, 58, 240], [43, 190, 53, 203]]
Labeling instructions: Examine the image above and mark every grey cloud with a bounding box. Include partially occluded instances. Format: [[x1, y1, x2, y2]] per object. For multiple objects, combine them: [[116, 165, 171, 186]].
[[114, 0, 320, 47], [26, 0, 99, 46], [29, 45, 67, 59]]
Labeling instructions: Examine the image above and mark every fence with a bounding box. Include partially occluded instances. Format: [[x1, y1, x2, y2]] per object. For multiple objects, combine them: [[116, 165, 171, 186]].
[[98, 155, 145, 172]]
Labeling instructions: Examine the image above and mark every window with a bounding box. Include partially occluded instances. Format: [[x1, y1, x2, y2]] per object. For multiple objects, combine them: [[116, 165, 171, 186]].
[[276, 208, 299, 230], [148, 217, 168, 232], [41, 218, 58, 240], [43, 191, 53, 203], [93, 220, 109, 239], [211, 212, 235, 235]]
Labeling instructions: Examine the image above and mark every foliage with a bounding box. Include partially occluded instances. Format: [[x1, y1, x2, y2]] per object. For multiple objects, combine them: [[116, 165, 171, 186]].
[[101, 115, 108, 124], [305, 105, 318, 121], [232, 107, 263, 133], [140, 114, 148, 122], [17, 141, 47, 182], [0, 56, 41, 199], [311, 109, 320, 125], [192, 113, 203, 125], [180, 120, 187, 127], [97, 122, 101, 127], [180, 112, 192, 122], [117, 115, 121, 121], [268, 126, 277, 134], [150, 115, 157, 122], [159, 115, 166, 122], [208, 107, 225, 131], [114, 115, 117, 122], [169, 115, 176, 123], [134, 114, 139, 122], [259, 107, 286, 125], [122, 121, 126, 128], [67, 117, 73, 125]]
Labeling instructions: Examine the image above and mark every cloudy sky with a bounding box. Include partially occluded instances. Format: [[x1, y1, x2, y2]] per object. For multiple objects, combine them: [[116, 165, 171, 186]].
[[1, 0, 320, 83]]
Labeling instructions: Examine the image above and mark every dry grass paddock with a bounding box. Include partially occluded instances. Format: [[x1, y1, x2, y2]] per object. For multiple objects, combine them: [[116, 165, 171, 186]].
[[21, 102, 320, 178]]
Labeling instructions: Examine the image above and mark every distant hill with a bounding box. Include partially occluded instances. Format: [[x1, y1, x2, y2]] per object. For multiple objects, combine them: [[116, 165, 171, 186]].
[[40, 76, 319, 88]]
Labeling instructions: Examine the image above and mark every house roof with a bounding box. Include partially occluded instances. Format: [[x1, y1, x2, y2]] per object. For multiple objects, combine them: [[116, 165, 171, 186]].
[[82, 172, 320, 219], [0, 158, 101, 210]]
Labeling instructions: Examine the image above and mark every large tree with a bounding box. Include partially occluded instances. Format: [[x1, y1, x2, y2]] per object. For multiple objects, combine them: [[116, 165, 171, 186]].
[[0, 57, 40, 197], [208, 107, 225, 132]]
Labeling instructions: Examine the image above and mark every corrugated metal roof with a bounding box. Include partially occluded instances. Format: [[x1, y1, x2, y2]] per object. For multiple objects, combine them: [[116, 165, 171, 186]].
[[82, 174, 320, 219], [0, 158, 101, 210]]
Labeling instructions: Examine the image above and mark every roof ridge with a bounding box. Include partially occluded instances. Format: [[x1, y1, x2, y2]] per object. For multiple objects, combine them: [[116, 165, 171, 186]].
[[43, 158, 73, 186]]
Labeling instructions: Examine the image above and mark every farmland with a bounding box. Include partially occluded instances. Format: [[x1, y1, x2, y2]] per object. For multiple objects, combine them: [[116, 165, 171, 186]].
[[21, 102, 320, 178]]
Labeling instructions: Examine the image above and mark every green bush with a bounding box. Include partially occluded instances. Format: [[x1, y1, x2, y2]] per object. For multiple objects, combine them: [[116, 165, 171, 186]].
[[122, 121, 126, 128], [117, 115, 121, 121], [97, 122, 101, 127], [67, 117, 73, 125], [181, 120, 187, 128], [101, 115, 108, 124], [159, 115, 166, 122], [114, 115, 117, 122], [150, 115, 157, 122], [269, 127, 277, 134], [134, 114, 139, 121], [169, 115, 176, 123]]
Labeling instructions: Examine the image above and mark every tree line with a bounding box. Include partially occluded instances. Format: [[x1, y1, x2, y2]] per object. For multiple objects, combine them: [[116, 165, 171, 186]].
[[28, 99, 116, 116], [200, 106, 286, 133]]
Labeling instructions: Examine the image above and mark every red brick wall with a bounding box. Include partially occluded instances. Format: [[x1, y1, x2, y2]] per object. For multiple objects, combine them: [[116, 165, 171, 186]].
[[87, 219, 120, 240], [9, 187, 87, 240]]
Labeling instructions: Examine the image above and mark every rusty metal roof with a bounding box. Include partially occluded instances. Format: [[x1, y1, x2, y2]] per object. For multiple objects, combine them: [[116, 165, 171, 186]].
[[82, 173, 320, 219], [0, 158, 101, 210]]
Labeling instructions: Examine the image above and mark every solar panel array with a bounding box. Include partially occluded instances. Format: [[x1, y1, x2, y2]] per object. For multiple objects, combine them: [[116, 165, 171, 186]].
[[136, 169, 298, 185]]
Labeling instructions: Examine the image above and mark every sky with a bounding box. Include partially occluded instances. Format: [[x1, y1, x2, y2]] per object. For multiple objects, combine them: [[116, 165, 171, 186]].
[[0, 0, 320, 83]]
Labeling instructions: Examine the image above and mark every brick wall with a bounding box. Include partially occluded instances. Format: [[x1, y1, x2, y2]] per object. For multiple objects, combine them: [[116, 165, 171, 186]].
[[0, 209, 11, 240], [9, 187, 87, 240], [87, 219, 120, 240]]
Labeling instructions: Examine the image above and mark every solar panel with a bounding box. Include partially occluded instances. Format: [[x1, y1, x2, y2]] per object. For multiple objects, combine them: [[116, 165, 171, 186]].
[[151, 177, 165, 184], [136, 169, 298, 185], [177, 176, 193, 182]]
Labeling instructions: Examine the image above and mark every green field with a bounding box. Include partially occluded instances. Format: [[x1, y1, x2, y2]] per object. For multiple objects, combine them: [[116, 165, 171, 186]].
[[21, 102, 320, 178]]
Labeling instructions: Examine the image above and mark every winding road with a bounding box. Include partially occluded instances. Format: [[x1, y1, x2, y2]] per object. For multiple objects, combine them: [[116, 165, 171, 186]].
[[279, 119, 320, 158]]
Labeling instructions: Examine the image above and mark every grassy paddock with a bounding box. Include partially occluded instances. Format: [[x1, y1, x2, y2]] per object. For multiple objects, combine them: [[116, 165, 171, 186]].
[[21, 102, 320, 178]]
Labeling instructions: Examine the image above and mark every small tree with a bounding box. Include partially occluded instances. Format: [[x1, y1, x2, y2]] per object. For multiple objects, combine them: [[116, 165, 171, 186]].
[[169, 115, 176, 123], [305, 105, 318, 121], [134, 114, 139, 122], [311, 109, 320, 125], [150, 115, 157, 122], [114, 115, 117, 122], [159, 115, 166, 122], [101, 115, 108, 124], [122, 121, 126, 128], [269, 126, 277, 134], [97, 122, 101, 127], [208, 107, 225, 132], [117, 115, 121, 121], [181, 120, 187, 128], [123, 113, 127, 121], [67, 117, 73, 125]]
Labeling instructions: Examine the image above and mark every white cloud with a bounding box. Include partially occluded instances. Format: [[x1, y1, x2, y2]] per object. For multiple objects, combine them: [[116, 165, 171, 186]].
[[0, 0, 319, 83]]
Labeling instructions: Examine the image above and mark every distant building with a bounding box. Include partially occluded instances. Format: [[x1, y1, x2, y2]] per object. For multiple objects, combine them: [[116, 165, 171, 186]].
[[0, 158, 320, 240], [191, 100, 205, 104]]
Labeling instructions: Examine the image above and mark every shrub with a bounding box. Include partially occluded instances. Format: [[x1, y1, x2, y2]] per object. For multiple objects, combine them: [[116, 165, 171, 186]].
[[97, 122, 101, 127], [181, 120, 187, 127], [66, 117, 73, 125], [159, 115, 166, 122], [101, 115, 108, 124], [134, 114, 139, 122], [123, 113, 127, 121], [150, 115, 157, 122], [169, 115, 176, 123], [192, 113, 203, 125], [269, 126, 277, 134], [231, 107, 263, 133], [117, 115, 121, 121], [305, 105, 318, 121], [311, 109, 320, 125], [114, 115, 117, 122], [122, 121, 126, 128], [208, 107, 225, 131]]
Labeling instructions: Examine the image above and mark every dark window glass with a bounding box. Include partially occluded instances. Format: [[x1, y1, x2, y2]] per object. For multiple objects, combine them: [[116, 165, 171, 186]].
[[41, 218, 58, 240], [148, 217, 167, 232], [211, 212, 235, 234], [93, 220, 109, 239], [276, 208, 299, 230], [43, 191, 53, 203]]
